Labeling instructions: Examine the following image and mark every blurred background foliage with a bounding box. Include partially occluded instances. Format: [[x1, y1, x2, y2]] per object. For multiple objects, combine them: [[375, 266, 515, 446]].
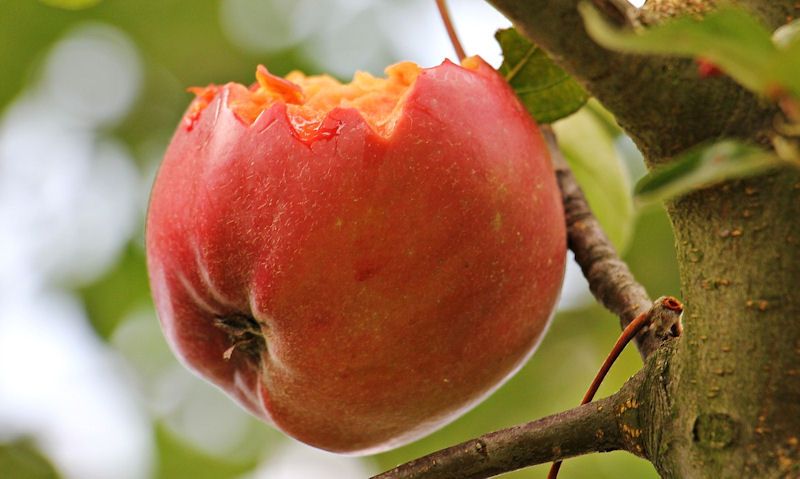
[[0, 0, 676, 478]]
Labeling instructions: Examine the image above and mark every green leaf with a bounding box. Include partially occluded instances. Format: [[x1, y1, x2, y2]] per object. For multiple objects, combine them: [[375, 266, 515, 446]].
[[579, 4, 800, 98], [553, 103, 634, 252], [0, 440, 60, 479], [635, 140, 786, 206], [38, 0, 102, 10], [496, 28, 589, 123]]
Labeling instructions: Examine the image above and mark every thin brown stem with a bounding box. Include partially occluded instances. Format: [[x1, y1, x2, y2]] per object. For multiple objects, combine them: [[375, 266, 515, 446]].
[[435, 0, 466, 61], [582, 311, 648, 404]]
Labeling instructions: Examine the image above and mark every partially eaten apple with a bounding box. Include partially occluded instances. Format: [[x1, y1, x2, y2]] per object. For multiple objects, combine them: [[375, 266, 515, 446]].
[[146, 57, 566, 454]]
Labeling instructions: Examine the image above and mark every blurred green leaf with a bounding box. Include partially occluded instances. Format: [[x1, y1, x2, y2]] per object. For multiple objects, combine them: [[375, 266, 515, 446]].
[[635, 140, 786, 206], [554, 104, 634, 252], [155, 423, 259, 479], [0, 2, 70, 112], [79, 242, 151, 339], [585, 98, 623, 137], [38, 0, 102, 10], [496, 28, 589, 123], [0, 439, 60, 479], [580, 4, 800, 98]]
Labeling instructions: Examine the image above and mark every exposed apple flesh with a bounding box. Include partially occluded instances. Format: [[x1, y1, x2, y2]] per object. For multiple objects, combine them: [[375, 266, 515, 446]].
[[146, 57, 566, 454]]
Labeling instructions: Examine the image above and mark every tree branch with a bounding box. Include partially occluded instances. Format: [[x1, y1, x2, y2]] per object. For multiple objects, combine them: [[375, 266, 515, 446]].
[[485, 0, 776, 163], [543, 127, 657, 358], [371, 376, 641, 479]]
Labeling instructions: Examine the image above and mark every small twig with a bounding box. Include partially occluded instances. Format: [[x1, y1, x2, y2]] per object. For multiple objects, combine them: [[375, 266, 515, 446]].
[[372, 391, 626, 479], [547, 296, 683, 478], [542, 126, 659, 358], [435, 0, 466, 62]]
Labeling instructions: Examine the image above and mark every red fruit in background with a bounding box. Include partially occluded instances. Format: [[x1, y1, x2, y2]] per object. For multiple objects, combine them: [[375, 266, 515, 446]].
[[145, 57, 566, 454]]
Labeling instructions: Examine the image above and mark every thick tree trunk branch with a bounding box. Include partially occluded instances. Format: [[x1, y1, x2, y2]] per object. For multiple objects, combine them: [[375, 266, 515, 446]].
[[372, 372, 647, 479], [485, 0, 778, 163], [648, 170, 800, 477]]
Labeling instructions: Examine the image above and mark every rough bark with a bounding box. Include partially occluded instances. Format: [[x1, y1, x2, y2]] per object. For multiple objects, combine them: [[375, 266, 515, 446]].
[[483, 0, 800, 477], [486, 0, 783, 163], [373, 373, 646, 479], [643, 172, 800, 477]]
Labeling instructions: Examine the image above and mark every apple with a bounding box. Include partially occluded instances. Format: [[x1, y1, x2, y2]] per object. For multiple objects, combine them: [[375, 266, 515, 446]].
[[146, 57, 566, 454]]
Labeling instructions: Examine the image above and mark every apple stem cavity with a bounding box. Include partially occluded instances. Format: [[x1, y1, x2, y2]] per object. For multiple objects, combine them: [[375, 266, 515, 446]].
[[213, 314, 266, 360]]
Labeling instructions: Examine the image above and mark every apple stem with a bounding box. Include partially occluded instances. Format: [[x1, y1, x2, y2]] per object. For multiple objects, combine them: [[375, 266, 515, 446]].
[[547, 296, 683, 479], [435, 0, 467, 62]]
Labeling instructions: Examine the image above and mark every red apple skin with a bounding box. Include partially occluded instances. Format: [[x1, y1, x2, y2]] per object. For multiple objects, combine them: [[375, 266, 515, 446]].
[[146, 59, 566, 454]]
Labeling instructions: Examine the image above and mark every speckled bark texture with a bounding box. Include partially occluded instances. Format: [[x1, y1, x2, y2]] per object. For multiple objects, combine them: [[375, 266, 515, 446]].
[[486, 0, 800, 477], [646, 171, 800, 477]]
